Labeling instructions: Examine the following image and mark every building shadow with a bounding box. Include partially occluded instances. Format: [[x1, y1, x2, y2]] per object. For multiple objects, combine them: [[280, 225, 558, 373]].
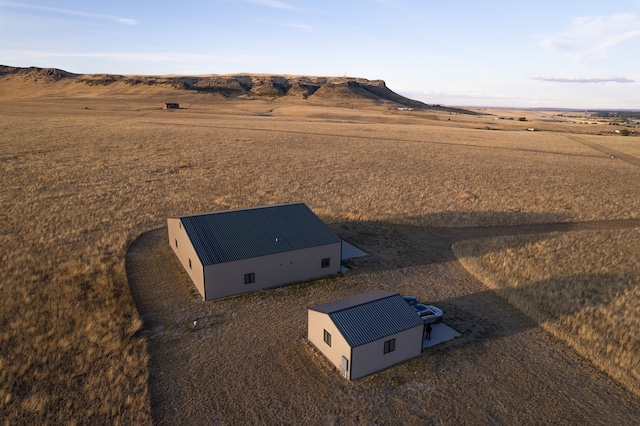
[[331, 211, 639, 270], [124, 211, 639, 423], [427, 271, 636, 348], [327, 211, 639, 347]]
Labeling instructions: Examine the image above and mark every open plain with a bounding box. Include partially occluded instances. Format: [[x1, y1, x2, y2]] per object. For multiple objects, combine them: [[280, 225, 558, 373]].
[[1, 75, 639, 424]]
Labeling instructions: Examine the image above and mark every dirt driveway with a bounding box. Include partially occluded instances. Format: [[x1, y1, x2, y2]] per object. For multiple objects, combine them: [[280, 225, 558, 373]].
[[126, 220, 640, 425]]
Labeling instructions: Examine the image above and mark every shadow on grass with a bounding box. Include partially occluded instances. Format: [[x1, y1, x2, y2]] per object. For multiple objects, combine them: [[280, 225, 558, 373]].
[[125, 211, 639, 423], [329, 211, 639, 345], [331, 211, 640, 269], [493, 272, 637, 321], [428, 271, 636, 348], [127, 211, 639, 335]]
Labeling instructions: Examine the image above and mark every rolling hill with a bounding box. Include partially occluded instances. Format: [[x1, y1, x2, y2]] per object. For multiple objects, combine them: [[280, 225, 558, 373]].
[[0, 65, 473, 113]]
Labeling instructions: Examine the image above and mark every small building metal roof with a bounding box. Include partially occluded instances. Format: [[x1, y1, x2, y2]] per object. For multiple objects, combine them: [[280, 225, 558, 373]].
[[310, 291, 424, 347], [177, 203, 341, 265]]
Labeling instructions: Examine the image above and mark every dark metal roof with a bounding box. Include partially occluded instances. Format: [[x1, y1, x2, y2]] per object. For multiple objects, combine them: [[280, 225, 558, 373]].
[[310, 291, 424, 347], [178, 203, 341, 265]]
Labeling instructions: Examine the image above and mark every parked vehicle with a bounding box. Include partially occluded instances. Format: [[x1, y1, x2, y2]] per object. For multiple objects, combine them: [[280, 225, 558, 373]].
[[403, 296, 419, 306], [411, 304, 443, 324]]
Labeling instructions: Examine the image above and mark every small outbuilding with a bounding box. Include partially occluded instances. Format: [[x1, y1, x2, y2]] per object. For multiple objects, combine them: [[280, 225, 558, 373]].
[[308, 290, 424, 380], [167, 203, 342, 300], [163, 102, 180, 109]]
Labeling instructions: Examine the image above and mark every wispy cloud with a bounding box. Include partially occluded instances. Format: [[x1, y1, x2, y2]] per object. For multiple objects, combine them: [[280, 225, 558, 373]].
[[0, 1, 137, 25], [400, 89, 542, 108], [532, 76, 635, 84], [282, 22, 314, 32], [6, 49, 268, 64], [233, 0, 298, 11], [539, 13, 640, 62]]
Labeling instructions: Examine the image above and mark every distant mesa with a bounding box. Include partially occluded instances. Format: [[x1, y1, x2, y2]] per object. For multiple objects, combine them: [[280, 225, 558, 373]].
[[0, 65, 470, 113], [0, 65, 77, 82]]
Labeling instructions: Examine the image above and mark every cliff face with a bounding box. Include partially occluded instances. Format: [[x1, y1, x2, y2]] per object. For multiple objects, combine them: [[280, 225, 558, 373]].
[[0, 65, 429, 108], [0, 65, 78, 82]]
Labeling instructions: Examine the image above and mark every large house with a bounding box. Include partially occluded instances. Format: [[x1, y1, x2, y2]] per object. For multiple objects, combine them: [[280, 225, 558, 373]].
[[167, 203, 342, 300], [308, 291, 424, 380]]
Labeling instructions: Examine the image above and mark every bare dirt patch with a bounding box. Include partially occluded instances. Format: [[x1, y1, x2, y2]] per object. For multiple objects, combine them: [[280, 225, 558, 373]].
[[127, 222, 640, 424]]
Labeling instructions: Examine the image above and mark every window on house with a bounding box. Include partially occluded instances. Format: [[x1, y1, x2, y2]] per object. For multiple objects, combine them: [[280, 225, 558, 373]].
[[321, 258, 330, 268], [244, 273, 255, 285], [188, 258, 192, 269], [323, 329, 332, 347], [175, 239, 178, 248], [384, 338, 396, 354]]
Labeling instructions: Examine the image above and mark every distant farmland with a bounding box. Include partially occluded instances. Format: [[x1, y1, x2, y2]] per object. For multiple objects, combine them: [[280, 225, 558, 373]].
[[0, 79, 638, 423]]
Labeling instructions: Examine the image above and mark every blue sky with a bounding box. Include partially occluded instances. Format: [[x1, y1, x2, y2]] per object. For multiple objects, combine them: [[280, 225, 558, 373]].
[[1, 0, 639, 108]]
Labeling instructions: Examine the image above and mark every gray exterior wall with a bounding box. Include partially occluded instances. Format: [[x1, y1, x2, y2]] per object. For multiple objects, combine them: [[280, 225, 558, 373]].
[[167, 218, 205, 298], [204, 242, 341, 300], [308, 310, 352, 379], [308, 309, 423, 380], [350, 325, 423, 380], [169, 216, 341, 300]]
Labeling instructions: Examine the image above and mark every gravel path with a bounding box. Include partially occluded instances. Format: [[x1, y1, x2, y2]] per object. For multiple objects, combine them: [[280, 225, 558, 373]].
[[126, 220, 640, 425]]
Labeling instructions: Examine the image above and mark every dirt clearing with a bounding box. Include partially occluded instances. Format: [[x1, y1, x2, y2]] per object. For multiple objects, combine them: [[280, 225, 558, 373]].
[[127, 222, 640, 424]]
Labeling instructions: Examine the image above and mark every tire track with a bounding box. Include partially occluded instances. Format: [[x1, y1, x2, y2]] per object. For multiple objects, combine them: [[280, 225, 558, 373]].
[[566, 135, 640, 167]]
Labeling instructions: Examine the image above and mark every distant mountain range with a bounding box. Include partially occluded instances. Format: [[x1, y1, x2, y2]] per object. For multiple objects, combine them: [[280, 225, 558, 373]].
[[0, 65, 476, 113]]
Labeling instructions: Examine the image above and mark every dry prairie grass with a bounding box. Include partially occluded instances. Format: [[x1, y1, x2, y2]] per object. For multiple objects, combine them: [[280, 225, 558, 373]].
[[453, 228, 640, 397], [1, 93, 639, 423], [128, 224, 640, 424], [571, 133, 640, 158]]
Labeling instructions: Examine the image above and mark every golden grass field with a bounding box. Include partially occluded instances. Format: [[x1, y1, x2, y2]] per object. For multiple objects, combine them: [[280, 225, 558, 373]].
[[453, 228, 640, 398], [1, 78, 639, 423]]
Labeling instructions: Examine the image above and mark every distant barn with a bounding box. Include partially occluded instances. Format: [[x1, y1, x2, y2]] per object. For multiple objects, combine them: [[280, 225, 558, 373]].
[[163, 102, 179, 109], [167, 203, 342, 300]]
